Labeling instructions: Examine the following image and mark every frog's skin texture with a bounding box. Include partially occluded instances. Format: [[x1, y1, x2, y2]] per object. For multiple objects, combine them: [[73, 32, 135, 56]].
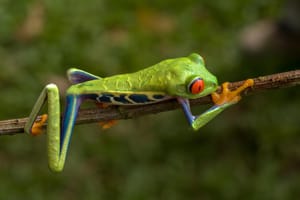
[[24, 53, 254, 172]]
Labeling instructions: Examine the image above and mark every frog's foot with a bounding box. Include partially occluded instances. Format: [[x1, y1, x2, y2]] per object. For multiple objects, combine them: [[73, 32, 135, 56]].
[[211, 79, 254, 106], [95, 102, 118, 129], [31, 114, 48, 136], [99, 120, 118, 129]]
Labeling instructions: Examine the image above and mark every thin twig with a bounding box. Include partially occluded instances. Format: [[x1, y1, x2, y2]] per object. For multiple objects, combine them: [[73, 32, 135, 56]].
[[0, 70, 299, 136]]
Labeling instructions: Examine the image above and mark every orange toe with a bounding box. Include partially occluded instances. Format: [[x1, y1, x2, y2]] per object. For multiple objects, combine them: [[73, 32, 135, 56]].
[[99, 120, 118, 129], [212, 79, 254, 106], [31, 114, 48, 136]]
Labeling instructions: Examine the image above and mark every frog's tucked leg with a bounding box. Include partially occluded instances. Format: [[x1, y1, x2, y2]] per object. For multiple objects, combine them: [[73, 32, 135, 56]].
[[178, 79, 254, 131], [24, 84, 82, 172]]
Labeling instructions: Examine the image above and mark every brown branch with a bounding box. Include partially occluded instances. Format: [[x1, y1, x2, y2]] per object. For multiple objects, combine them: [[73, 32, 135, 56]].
[[0, 70, 299, 136]]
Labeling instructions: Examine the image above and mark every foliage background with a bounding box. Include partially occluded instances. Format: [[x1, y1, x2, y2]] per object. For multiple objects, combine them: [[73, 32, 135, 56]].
[[0, 0, 299, 199]]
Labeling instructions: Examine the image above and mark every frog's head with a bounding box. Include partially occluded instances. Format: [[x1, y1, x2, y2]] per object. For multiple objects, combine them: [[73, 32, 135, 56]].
[[165, 53, 218, 99]]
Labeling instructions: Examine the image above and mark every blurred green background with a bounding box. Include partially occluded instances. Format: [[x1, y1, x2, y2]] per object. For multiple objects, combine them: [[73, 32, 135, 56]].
[[0, 0, 300, 199]]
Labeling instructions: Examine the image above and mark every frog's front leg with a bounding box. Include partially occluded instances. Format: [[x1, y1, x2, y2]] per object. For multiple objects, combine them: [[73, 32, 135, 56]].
[[24, 84, 82, 172], [178, 79, 254, 130]]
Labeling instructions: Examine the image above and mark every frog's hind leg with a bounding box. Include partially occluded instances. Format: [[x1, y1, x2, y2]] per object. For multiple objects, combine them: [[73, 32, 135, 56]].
[[24, 84, 83, 172], [24, 84, 60, 136]]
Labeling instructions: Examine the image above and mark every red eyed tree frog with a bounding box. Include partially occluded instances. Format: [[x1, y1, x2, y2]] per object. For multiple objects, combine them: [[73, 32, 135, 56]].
[[24, 53, 253, 172]]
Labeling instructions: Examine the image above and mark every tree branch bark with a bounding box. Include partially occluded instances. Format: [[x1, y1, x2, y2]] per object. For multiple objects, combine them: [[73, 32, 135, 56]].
[[0, 70, 299, 136]]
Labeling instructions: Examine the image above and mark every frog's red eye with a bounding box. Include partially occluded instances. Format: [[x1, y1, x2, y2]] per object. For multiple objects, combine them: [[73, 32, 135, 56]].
[[188, 78, 205, 94]]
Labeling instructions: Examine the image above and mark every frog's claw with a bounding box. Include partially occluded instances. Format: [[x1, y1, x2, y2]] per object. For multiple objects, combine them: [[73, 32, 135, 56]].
[[212, 79, 254, 106]]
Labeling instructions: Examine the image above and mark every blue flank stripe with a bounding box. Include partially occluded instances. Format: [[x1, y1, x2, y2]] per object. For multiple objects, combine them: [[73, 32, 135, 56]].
[[97, 93, 114, 103], [128, 94, 150, 103], [92, 93, 166, 105], [113, 94, 131, 104]]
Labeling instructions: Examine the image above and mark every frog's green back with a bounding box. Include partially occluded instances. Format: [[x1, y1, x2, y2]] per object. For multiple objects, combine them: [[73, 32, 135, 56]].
[[67, 53, 218, 99]]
